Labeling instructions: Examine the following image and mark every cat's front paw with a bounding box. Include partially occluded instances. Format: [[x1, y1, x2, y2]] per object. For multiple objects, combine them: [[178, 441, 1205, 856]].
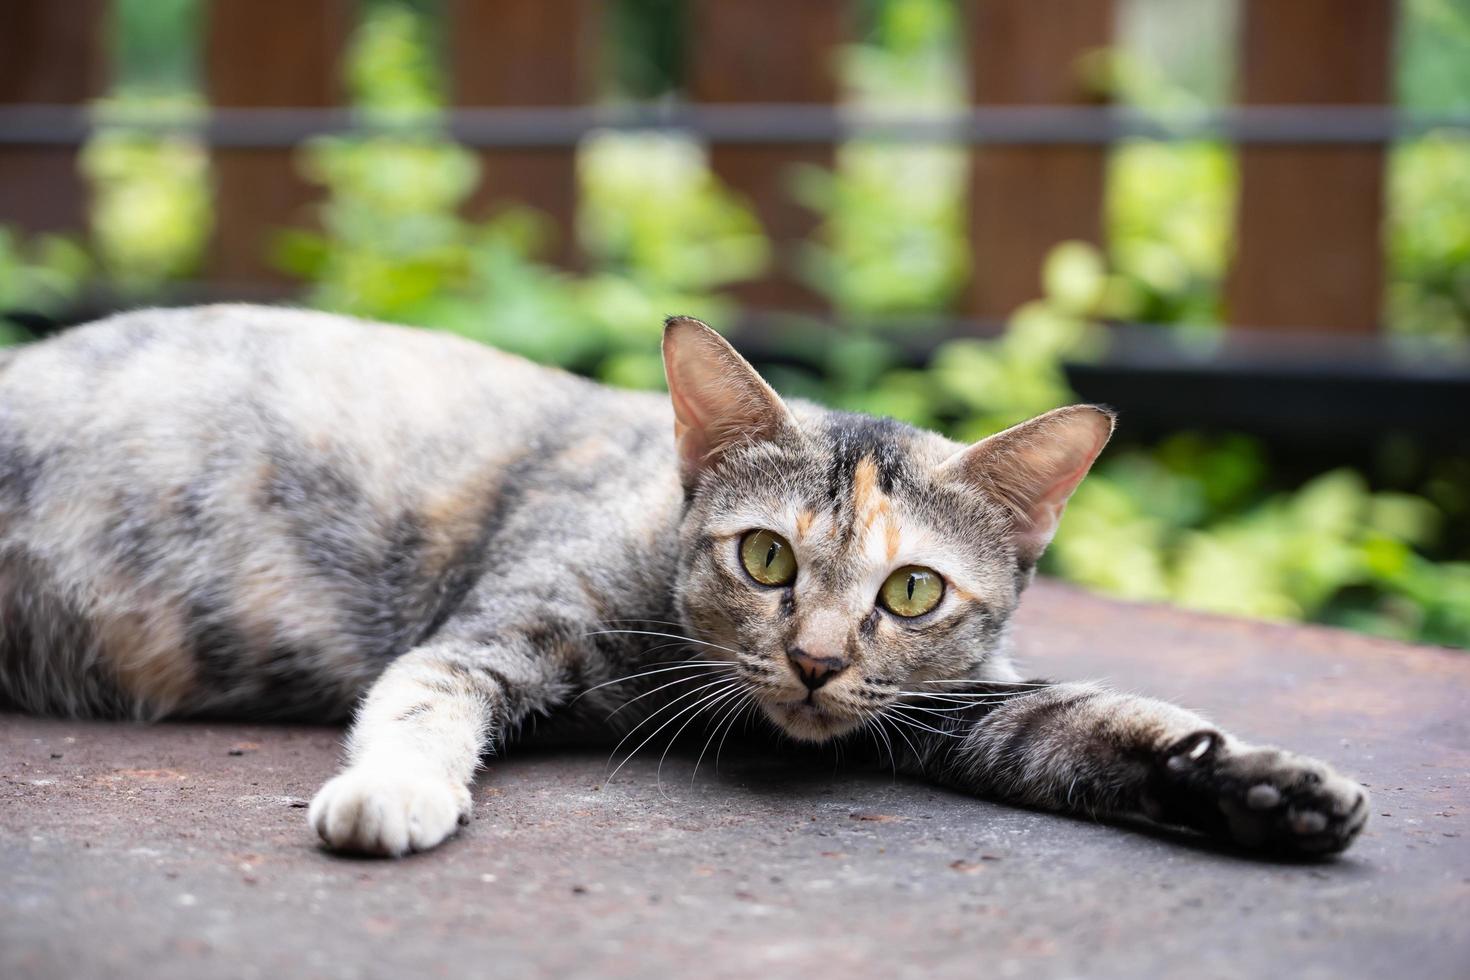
[[1149, 731, 1369, 857], [308, 765, 471, 857]]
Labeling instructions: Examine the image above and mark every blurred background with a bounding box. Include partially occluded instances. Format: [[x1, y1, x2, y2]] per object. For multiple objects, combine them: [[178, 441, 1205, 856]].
[[1, 0, 1467, 646]]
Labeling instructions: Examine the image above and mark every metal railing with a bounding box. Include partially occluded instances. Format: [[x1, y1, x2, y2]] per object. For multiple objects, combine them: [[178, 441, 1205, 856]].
[[2, 103, 1467, 148]]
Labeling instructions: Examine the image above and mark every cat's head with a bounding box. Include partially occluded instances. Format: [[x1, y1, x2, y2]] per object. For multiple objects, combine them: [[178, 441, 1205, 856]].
[[663, 316, 1112, 743]]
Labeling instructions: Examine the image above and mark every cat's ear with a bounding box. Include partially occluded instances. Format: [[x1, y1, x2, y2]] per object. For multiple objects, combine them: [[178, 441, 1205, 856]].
[[938, 405, 1114, 567], [662, 316, 796, 488]]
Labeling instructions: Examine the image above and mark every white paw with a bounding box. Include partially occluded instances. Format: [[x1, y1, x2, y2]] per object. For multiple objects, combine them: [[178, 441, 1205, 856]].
[[308, 766, 471, 857]]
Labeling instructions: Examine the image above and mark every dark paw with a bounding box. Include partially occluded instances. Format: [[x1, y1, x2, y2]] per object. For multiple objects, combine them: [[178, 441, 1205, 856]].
[[1151, 731, 1369, 856]]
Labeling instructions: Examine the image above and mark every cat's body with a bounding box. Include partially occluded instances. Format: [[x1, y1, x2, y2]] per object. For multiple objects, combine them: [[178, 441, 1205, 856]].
[[0, 305, 689, 724], [1, 305, 1368, 858]]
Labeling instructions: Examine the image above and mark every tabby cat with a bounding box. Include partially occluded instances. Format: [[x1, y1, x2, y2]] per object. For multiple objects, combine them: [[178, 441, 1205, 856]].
[[0, 306, 1367, 857]]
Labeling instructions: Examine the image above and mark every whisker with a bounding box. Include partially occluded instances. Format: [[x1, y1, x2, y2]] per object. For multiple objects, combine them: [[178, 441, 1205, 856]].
[[607, 682, 742, 787], [604, 668, 737, 722], [570, 661, 733, 704], [595, 619, 748, 655], [596, 617, 694, 630], [893, 693, 1034, 708], [885, 707, 967, 739], [893, 698, 995, 709], [603, 674, 741, 762], [893, 695, 1035, 712], [895, 703, 986, 715], [582, 629, 747, 658], [692, 687, 753, 784], [916, 679, 1056, 687], [659, 684, 745, 794], [885, 716, 956, 745], [596, 620, 755, 659], [862, 714, 899, 782], [879, 720, 900, 778], [587, 629, 766, 675], [896, 689, 1040, 701], [632, 640, 713, 662], [878, 710, 924, 763], [714, 693, 757, 774], [897, 703, 1020, 727]]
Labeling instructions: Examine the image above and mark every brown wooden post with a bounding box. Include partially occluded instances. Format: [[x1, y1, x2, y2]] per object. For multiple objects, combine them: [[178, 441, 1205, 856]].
[[448, 0, 601, 266], [204, 0, 352, 286], [964, 0, 1113, 322], [1226, 0, 1393, 333], [688, 0, 844, 311], [0, 0, 107, 235]]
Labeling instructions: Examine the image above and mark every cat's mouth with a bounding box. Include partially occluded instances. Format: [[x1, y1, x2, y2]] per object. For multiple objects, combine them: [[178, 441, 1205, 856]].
[[763, 696, 862, 742]]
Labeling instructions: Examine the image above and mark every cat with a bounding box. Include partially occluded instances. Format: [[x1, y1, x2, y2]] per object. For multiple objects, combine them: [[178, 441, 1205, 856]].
[[0, 305, 1368, 857]]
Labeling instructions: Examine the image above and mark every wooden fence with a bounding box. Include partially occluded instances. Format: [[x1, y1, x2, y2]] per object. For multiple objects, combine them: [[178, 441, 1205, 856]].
[[0, 0, 1399, 333]]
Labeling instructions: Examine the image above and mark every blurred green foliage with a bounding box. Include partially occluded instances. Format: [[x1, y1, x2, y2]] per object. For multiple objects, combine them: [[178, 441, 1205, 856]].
[[0, 230, 90, 344], [82, 103, 211, 290], [110, 0, 202, 96], [275, 4, 767, 388], [0, 0, 1467, 646], [1388, 135, 1470, 338], [1393, 0, 1470, 345], [795, 0, 969, 319], [1057, 447, 1470, 647], [606, 0, 684, 99], [1399, 0, 1470, 112]]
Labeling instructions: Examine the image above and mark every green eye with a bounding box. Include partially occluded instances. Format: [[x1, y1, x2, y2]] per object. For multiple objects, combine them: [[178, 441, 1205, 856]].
[[879, 566, 944, 618], [740, 530, 797, 586]]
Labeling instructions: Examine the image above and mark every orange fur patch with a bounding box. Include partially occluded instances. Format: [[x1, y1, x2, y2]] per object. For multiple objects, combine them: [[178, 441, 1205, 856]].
[[853, 458, 879, 518], [99, 599, 198, 713], [795, 509, 815, 541], [419, 468, 502, 578], [853, 456, 893, 532], [885, 520, 901, 562], [946, 582, 979, 604]]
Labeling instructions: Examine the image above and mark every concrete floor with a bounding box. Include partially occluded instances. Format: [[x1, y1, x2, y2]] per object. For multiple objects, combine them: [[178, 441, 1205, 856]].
[[3, 581, 1468, 979]]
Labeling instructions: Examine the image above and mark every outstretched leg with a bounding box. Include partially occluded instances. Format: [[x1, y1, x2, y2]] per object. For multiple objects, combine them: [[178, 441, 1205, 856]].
[[309, 637, 566, 856], [892, 682, 1369, 855]]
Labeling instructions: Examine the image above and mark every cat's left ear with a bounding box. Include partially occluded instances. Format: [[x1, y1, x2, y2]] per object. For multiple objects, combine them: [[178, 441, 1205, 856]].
[[662, 316, 797, 489], [938, 405, 1115, 567]]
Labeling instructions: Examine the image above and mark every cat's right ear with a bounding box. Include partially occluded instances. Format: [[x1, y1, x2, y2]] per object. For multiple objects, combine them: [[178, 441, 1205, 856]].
[[662, 316, 796, 489]]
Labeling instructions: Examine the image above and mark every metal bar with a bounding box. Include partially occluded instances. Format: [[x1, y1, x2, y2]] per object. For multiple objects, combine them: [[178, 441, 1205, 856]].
[[1, 104, 1467, 147]]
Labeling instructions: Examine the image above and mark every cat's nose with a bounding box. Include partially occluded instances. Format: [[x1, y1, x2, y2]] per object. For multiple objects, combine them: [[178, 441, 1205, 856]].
[[787, 647, 846, 690]]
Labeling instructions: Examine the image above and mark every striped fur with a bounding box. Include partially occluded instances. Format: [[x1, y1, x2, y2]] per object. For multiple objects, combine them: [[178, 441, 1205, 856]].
[[882, 682, 1367, 855]]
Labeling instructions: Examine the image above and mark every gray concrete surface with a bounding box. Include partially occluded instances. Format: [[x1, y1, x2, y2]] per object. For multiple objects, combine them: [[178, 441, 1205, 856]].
[[3, 581, 1468, 979]]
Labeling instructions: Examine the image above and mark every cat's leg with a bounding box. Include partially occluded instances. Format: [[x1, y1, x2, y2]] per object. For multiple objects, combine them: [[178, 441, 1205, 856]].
[[901, 682, 1369, 855], [308, 637, 563, 856]]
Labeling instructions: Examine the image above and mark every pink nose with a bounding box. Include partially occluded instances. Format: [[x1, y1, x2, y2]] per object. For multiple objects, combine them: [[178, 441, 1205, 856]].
[[787, 647, 847, 690]]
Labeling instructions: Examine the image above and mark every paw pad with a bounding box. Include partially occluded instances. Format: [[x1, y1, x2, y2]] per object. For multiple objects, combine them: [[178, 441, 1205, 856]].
[[1245, 783, 1281, 810], [1289, 807, 1328, 835]]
